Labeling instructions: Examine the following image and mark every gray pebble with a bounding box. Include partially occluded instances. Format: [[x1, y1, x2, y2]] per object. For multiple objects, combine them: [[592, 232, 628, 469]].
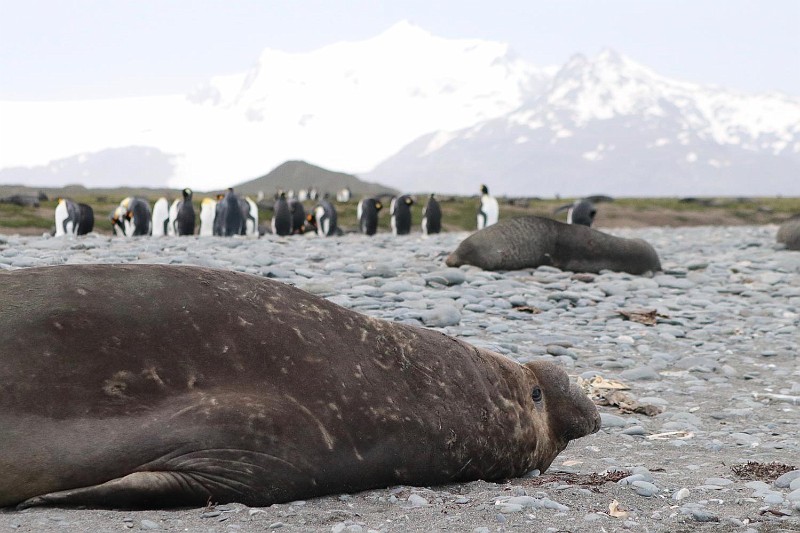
[[775, 470, 800, 488]]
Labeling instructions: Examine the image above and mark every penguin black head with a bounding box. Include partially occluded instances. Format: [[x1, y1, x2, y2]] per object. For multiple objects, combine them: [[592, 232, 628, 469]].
[[480, 184, 489, 195], [182, 188, 192, 199], [404, 196, 414, 206], [375, 201, 383, 211]]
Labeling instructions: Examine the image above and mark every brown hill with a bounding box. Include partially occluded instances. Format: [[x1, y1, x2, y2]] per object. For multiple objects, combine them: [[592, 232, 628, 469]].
[[231, 161, 397, 198]]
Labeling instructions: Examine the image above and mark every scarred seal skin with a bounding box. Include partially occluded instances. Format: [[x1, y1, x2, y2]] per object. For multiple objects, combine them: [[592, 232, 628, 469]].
[[446, 216, 661, 275], [777, 216, 800, 250], [0, 264, 599, 509]]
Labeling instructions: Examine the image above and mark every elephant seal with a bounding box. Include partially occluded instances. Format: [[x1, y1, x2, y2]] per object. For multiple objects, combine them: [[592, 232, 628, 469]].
[[777, 216, 800, 250], [0, 264, 599, 509], [446, 215, 661, 275]]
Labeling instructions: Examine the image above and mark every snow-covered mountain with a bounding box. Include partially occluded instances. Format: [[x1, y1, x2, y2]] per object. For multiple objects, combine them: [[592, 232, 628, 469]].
[[0, 22, 545, 191], [2, 26, 799, 196], [366, 49, 800, 196]]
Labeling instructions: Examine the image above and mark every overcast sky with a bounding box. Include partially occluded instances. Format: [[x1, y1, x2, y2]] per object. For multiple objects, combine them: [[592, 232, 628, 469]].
[[2, 0, 799, 101]]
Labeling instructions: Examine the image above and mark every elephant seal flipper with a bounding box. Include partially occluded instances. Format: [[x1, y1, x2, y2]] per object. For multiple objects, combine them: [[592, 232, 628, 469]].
[[17, 472, 200, 510]]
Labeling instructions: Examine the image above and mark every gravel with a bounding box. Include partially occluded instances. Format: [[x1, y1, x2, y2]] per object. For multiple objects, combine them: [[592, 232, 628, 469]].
[[0, 224, 798, 532]]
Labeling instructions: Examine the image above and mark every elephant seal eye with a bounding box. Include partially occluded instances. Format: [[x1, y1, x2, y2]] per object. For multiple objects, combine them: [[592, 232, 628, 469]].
[[531, 386, 542, 402]]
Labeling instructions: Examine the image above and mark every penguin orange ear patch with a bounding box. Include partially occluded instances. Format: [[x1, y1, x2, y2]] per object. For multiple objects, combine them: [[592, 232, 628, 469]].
[[376, 202, 382, 210], [405, 198, 413, 205]]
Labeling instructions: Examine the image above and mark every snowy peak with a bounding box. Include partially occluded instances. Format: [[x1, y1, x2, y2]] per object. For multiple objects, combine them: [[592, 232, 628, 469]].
[[508, 48, 800, 151], [541, 49, 679, 124], [367, 50, 800, 196]]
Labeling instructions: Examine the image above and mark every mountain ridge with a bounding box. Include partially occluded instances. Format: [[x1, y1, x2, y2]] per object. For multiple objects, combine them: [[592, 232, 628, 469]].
[[1, 24, 799, 196]]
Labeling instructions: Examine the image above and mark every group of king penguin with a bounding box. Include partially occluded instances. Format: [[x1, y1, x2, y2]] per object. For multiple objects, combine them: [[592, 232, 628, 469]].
[[107, 188, 260, 238], [54, 183, 594, 238]]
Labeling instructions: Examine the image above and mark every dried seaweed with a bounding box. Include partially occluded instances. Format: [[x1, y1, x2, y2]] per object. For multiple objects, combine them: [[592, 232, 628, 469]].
[[513, 305, 542, 314], [730, 461, 796, 481], [618, 309, 669, 326]]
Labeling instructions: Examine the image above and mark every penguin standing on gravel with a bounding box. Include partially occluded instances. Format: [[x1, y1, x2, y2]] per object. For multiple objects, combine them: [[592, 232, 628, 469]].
[[477, 184, 499, 230], [554, 198, 598, 227], [199, 198, 217, 236], [77, 203, 94, 235], [421, 194, 442, 235], [152, 197, 169, 236], [242, 197, 258, 237], [271, 193, 292, 236], [174, 188, 196, 236], [567, 199, 597, 227], [289, 198, 306, 234], [390, 195, 414, 236], [54, 198, 81, 237], [215, 189, 245, 236], [308, 196, 338, 237], [357, 198, 383, 236], [109, 197, 150, 236]]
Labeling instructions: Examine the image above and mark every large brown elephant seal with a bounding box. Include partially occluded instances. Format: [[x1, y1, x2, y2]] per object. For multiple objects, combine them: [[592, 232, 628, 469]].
[[446, 216, 661, 275], [0, 264, 599, 509], [777, 216, 800, 250]]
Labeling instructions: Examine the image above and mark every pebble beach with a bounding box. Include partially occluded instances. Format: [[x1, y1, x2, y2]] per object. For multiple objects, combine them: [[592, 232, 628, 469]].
[[0, 224, 798, 532]]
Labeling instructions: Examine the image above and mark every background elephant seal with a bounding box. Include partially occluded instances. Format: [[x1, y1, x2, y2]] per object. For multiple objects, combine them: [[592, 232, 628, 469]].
[[777, 216, 800, 250], [0, 264, 599, 509], [446, 215, 661, 275]]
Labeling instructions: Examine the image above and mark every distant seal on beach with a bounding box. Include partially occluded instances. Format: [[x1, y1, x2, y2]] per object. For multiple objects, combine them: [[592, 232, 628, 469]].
[[0, 264, 599, 509], [446, 216, 661, 275], [777, 216, 800, 250]]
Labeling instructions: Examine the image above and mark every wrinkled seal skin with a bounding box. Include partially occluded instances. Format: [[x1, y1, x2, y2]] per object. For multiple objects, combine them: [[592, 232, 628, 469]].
[[446, 216, 661, 275], [777, 216, 800, 250], [0, 265, 600, 509]]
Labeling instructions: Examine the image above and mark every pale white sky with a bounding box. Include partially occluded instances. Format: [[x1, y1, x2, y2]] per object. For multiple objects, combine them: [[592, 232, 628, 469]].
[[1, 0, 799, 100]]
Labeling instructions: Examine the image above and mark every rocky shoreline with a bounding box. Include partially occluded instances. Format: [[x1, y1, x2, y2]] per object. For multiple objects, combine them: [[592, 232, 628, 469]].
[[0, 225, 798, 532]]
